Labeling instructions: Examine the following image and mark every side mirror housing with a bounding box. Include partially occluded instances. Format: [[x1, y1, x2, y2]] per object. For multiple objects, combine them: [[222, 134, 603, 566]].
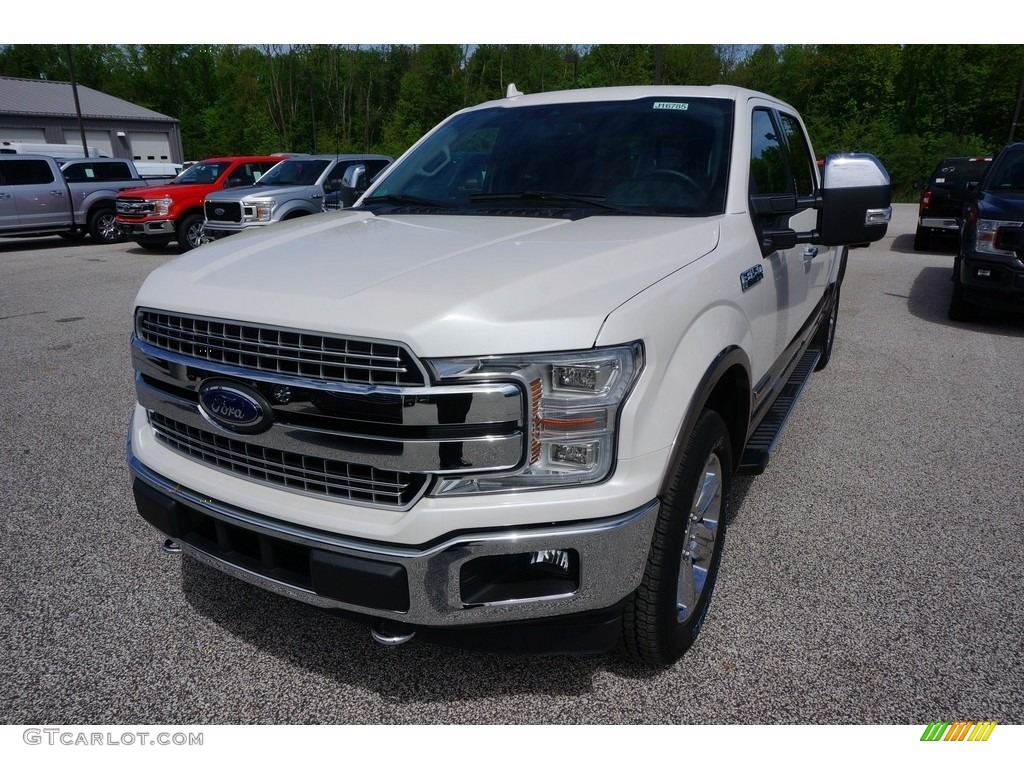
[[815, 153, 892, 246], [339, 164, 368, 208]]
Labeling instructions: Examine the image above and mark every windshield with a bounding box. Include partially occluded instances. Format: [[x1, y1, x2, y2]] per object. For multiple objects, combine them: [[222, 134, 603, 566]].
[[985, 151, 1024, 191], [172, 161, 230, 185], [363, 97, 733, 217], [257, 158, 331, 186], [930, 158, 991, 185]]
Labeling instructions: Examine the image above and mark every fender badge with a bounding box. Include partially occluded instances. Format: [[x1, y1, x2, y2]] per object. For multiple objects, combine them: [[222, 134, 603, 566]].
[[740, 264, 764, 291]]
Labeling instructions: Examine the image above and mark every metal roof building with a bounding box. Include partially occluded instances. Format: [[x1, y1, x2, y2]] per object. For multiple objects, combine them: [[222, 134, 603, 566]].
[[0, 75, 183, 162]]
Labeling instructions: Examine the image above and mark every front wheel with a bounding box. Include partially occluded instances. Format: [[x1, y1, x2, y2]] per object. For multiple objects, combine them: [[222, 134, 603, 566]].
[[176, 214, 206, 251], [620, 410, 732, 665], [88, 208, 124, 244]]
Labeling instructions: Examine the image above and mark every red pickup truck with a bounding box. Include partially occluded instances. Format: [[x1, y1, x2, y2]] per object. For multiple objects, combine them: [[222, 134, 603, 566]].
[[115, 155, 282, 251]]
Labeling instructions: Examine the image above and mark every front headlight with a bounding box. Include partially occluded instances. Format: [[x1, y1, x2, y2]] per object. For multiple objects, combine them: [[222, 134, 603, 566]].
[[975, 219, 1022, 256], [428, 343, 643, 495], [153, 198, 173, 216], [253, 199, 275, 221]]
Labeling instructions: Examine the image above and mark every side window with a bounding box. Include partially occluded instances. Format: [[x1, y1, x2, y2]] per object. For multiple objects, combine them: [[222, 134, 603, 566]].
[[5, 159, 55, 185], [749, 109, 790, 195], [63, 163, 90, 181], [100, 162, 133, 182], [226, 164, 254, 188], [778, 113, 816, 196], [325, 162, 350, 186], [365, 159, 390, 179]]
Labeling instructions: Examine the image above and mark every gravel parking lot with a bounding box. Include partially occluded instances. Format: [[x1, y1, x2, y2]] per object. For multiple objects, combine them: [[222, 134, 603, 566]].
[[1, 204, 1021, 727]]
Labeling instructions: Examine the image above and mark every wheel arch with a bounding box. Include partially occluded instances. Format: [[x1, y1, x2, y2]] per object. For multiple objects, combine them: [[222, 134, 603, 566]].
[[658, 346, 751, 496], [281, 208, 313, 221]]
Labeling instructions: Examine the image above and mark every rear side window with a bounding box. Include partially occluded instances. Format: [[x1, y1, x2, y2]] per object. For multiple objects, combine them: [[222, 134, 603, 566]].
[[64, 162, 133, 182], [3, 159, 55, 185]]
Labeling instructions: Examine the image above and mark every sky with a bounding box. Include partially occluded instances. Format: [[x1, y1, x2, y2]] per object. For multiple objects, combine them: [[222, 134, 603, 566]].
[[2, 1, 1004, 45]]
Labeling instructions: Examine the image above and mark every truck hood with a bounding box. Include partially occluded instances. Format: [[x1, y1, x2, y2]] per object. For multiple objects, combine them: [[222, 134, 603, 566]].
[[206, 184, 312, 202], [975, 189, 1024, 221], [134, 211, 721, 357], [117, 181, 213, 199]]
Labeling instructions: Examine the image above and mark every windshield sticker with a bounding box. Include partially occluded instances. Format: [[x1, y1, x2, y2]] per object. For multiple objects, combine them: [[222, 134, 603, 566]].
[[653, 102, 688, 111]]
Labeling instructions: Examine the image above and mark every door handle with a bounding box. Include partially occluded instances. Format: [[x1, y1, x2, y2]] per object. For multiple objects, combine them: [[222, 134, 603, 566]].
[[50, 190, 65, 197]]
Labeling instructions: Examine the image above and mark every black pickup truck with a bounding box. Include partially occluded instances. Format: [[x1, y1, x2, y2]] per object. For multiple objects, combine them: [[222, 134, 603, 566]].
[[914, 156, 992, 251]]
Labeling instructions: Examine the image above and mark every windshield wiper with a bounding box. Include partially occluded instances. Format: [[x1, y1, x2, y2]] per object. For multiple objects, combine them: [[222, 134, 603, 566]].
[[468, 190, 628, 212], [362, 193, 448, 208]]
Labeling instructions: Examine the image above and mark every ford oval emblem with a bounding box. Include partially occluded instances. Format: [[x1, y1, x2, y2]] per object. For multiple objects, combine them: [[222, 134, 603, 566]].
[[214, 207, 225, 216], [197, 379, 274, 434]]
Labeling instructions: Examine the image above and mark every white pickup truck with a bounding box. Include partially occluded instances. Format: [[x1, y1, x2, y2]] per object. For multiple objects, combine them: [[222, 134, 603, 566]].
[[127, 85, 890, 664]]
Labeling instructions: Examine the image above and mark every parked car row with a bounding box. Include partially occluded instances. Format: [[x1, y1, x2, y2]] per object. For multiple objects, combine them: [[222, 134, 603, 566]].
[[112, 153, 394, 251], [948, 143, 1024, 320], [202, 154, 392, 243], [1, 148, 392, 251], [913, 146, 1024, 320]]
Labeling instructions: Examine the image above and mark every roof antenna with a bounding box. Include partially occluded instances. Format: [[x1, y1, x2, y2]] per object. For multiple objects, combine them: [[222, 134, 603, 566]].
[[506, 83, 523, 98]]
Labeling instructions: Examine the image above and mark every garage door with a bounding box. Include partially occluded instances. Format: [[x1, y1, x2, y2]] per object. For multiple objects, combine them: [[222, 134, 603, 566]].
[[1, 128, 47, 143], [128, 132, 172, 162], [63, 129, 114, 157]]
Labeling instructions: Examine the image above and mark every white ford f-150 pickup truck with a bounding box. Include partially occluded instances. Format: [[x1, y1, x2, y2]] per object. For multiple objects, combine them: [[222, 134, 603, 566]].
[[127, 85, 890, 664]]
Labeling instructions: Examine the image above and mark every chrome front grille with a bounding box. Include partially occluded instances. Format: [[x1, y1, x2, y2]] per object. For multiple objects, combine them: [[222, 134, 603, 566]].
[[136, 309, 425, 386], [116, 199, 155, 216], [149, 412, 428, 509]]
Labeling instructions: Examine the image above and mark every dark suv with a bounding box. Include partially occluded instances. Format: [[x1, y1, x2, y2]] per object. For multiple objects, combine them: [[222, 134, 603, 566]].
[[950, 143, 1024, 320], [915, 156, 992, 251]]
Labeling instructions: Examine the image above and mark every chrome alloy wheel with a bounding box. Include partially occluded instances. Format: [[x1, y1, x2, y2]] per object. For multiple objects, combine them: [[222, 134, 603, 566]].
[[677, 452, 722, 623]]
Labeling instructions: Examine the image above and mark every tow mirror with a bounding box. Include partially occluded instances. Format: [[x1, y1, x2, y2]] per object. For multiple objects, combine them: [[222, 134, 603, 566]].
[[815, 154, 891, 246], [339, 164, 368, 208]]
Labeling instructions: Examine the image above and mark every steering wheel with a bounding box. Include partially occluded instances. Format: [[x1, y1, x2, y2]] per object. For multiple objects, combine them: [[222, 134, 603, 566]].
[[637, 169, 705, 197]]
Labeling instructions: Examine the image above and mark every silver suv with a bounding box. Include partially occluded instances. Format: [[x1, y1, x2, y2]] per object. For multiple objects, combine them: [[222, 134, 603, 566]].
[[203, 154, 392, 240]]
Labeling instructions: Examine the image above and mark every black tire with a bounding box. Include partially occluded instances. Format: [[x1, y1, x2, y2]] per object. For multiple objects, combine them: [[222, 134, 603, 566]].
[[88, 208, 124, 244], [813, 285, 840, 370], [137, 238, 170, 251], [176, 214, 206, 251], [620, 409, 732, 665], [948, 271, 979, 322], [913, 226, 932, 252]]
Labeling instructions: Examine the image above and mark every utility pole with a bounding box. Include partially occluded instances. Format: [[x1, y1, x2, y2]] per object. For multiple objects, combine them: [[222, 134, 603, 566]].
[[64, 45, 89, 158]]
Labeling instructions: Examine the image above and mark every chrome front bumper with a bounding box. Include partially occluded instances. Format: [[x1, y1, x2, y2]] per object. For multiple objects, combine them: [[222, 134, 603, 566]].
[[129, 440, 659, 628]]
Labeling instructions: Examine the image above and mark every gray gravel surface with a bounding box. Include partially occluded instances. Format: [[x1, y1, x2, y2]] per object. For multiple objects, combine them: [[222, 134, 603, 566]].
[[1, 206, 1022, 725]]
